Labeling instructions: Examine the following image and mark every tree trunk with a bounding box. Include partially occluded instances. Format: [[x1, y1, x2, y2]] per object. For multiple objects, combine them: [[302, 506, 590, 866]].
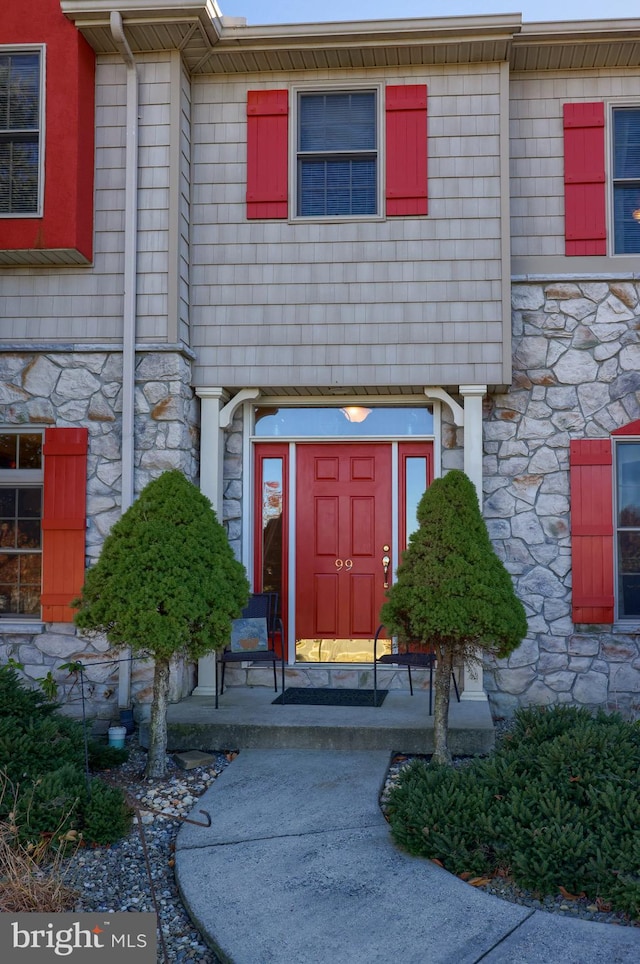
[[145, 656, 170, 779], [431, 646, 453, 766]]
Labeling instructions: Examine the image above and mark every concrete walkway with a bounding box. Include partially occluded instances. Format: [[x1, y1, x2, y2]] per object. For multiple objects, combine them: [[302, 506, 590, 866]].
[[175, 750, 640, 964]]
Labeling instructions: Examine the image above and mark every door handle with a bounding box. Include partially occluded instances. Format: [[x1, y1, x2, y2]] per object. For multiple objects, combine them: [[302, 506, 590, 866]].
[[382, 552, 390, 588]]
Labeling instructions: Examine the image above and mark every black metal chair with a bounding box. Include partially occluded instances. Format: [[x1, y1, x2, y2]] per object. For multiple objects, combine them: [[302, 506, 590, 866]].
[[373, 624, 460, 715], [217, 592, 286, 707]]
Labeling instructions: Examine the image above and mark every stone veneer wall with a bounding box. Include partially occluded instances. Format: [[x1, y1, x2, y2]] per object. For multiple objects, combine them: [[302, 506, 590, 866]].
[[0, 349, 199, 719], [483, 280, 640, 720], [222, 408, 243, 561]]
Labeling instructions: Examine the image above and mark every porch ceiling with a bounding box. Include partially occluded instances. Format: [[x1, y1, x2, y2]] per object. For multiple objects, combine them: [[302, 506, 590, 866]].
[[61, 3, 640, 73]]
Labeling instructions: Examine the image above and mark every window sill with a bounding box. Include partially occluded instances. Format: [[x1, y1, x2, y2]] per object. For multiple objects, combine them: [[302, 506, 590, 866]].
[[613, 621, 640, 634], [0, 621, 44, 635], [290, 214, 386, 225]]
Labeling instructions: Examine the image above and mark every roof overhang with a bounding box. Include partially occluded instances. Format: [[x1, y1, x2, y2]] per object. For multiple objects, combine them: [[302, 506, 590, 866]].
[[512, 18, 640, 71], [61, 2, 521, 72], [60, 3, 640, 74]]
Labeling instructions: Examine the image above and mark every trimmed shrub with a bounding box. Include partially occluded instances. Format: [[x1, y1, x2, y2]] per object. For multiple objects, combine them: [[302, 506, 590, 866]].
[[0, 666, 57, 719], [87, 742, 128, 771], [13, 765, 86, 846], [82, 779, 132, 845], [381, 470, 527, 764], [0, 668, 130, 847], [73, 469, 249, 778], [387, 706, 640, 917]]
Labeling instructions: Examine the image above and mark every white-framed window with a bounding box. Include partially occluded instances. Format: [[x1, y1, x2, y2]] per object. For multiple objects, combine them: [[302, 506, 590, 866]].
[[0, 48, 43, 216], [614, 439, 640, 618], [296, 89, 378, 218], [612, 106, 640, 255], [0, 431, 43, 618]]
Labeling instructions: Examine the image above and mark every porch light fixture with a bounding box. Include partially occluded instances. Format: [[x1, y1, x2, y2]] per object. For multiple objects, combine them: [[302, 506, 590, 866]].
[[341, 406, 372, 423], [633, 209, 640, 222]]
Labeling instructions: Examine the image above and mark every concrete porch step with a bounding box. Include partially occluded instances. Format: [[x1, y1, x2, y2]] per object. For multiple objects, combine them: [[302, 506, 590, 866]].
[[139, 685, 495, 755]]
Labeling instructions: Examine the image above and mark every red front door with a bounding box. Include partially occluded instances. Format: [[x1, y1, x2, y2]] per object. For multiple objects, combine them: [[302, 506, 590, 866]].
[[295, 444, 392, 648]]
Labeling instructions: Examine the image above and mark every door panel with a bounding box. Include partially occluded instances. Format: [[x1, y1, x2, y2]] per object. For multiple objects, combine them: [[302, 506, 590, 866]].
[[296, 443, 392, 644], [315, 497, 339, 556], [315, 574, 339, 635], [351, 497, 375, 556], [350, 573, 376, 634]]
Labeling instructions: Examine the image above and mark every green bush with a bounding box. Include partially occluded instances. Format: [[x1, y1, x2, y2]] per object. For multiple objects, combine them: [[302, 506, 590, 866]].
[[82, 778, 132, 845], [0, 668, 130, 847], [14, 765, 86, 845], [0, 715, 85, 787], [87, 741, 129, 771], [0, 666, 57, 718], [387, 706, 640, 917]]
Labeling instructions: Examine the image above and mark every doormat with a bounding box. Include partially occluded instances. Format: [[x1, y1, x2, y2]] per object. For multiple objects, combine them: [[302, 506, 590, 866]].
[[272, 687, 388, 707]]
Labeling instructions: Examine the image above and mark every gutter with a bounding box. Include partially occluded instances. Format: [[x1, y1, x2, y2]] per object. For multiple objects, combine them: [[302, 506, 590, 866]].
[[110, 10, 138, 709]]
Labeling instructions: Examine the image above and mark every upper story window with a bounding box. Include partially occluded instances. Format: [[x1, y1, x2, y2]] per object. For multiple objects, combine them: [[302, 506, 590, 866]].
[[0, 50, 42, 216], [612, 107, 640, 255], [0, 431, 43, 619], [297, 90, 377, 218]]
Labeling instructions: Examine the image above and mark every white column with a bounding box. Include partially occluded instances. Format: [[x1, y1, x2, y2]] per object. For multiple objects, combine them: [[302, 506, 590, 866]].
[[193, 389, 226, 696], [459, 385, 488, 702], [459, 385, 486, 503]]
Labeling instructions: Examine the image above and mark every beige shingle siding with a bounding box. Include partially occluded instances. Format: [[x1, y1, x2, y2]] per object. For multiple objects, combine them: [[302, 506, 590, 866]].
[[509, 68, 639, 263], [190, 64, 506, 389], [136, 58, 173, 343], [0, 55, 175, 348]]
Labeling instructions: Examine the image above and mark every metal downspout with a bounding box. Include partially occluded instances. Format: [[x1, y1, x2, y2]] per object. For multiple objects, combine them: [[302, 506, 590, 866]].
[[110, 11, 138, 708]]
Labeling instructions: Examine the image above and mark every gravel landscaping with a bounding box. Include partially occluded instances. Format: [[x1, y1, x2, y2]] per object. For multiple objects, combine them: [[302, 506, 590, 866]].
[[65, 740, 229, 963]]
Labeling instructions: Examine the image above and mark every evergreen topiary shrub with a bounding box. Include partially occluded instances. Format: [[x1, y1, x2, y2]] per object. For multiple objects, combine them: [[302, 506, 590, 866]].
[[74, 470, 249, 778], [381, 470, 527, 764]]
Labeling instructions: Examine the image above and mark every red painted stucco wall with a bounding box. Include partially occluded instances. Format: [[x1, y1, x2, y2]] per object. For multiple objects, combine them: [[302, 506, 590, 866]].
[[0, 0, 95, 261]]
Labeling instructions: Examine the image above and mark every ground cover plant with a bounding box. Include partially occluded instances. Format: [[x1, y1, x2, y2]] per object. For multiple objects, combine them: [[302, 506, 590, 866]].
[[386, 705, 640, 918]]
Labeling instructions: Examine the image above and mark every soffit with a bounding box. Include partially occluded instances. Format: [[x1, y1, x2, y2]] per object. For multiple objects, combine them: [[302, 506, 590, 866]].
[[512, 19, 640, 71], [60, 5, 640, 74], [61, 3, 520, 71]]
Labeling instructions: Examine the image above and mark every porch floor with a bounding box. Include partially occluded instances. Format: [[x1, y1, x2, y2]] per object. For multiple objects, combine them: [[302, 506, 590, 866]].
[[140, 685, 495, 756]]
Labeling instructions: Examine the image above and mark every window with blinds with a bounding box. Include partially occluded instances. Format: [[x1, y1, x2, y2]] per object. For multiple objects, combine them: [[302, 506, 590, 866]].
[[0, 50, 42, 216], [612, 107, 640, 255], [297, 91, 377, 217]]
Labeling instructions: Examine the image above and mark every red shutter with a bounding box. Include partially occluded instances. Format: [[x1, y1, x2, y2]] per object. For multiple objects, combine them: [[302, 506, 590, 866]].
[[563, 103, 606, 256], [569, 439, 614, 624], [386, 84, 428, 216], [246, 90, 288, 219], [41, 427, 88, 622]]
